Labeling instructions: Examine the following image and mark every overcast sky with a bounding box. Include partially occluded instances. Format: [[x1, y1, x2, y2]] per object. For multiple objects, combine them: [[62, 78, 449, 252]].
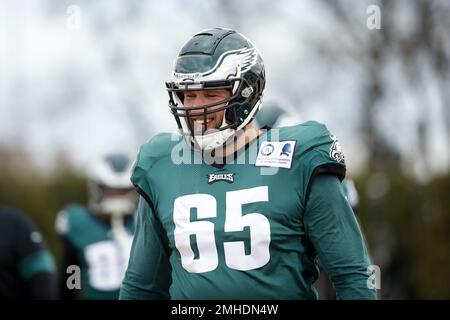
[[1, 0, 448, 179]]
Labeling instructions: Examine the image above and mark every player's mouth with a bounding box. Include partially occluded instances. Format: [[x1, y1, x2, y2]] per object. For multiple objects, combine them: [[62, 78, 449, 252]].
[[192, 118, 215, 133]]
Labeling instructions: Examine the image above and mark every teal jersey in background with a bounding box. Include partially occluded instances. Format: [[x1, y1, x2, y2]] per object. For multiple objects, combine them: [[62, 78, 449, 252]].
[[56, 204, 135, 299], [120, 121, 376, 300]]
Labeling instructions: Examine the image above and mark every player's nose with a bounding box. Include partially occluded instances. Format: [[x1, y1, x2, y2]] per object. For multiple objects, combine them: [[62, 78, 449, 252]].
[[187, 101, 208, 118]]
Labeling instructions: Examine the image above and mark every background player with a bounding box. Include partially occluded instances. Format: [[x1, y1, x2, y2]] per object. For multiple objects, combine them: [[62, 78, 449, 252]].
[[0, 205, 57, 299], [56, 153, 137, 299]]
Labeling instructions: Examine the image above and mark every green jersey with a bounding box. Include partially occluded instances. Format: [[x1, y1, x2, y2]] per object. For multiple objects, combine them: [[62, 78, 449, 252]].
[[120, 121, 376, 300], [56, 204, 135, 299]]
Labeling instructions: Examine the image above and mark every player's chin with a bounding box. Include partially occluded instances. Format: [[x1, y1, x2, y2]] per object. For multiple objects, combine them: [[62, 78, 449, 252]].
[[188, 120, 222, 135]]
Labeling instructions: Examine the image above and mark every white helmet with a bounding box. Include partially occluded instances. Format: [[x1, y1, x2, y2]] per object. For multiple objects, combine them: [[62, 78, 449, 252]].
[[87, 153, 137, 216]]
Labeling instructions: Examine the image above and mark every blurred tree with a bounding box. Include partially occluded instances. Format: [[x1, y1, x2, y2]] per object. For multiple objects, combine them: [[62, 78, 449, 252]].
[[0, 147, 87, 263], [310, 1, 450, 298], [316, 0, 450, 177], [356, 170, 450, 299]]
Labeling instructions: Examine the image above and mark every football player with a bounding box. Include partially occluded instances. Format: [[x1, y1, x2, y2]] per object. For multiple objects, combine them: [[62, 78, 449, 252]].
[[0, 206, 57, 299], [56, 153, 137, 300], [120, 28, 376, 300]]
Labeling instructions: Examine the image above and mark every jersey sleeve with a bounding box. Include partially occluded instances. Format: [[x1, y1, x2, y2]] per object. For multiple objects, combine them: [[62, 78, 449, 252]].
[[294, 121, 347, 205], [14, 213, 56, 281], [119, 196, 172, 300], [55, 209, 79, 300], [131, 132, 180, 202], [10, 211, 58, 299], [304, 174, 376, 300]]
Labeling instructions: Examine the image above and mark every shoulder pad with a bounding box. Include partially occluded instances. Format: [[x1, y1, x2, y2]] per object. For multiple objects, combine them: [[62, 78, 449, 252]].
[[131, 132, 182, 200], [279, 121, 345, 165], [277, 121, 338, 158], [279, 121, 347, 205], [55, 204, 90, 236]]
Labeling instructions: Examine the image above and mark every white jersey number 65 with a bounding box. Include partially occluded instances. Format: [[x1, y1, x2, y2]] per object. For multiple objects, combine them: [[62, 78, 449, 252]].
[[173, 186, 270, 273]]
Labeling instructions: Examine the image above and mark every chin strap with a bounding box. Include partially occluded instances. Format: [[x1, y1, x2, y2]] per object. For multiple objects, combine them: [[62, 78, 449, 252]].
[[99, 197, 135, 215], [191, 127, 236, 151], [189, 98, 264, 151]]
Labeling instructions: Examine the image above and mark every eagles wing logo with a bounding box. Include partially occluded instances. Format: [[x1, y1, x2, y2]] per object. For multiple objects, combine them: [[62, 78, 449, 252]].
[[329, 135, 345, 163], [236, 48, 258, 73], [173, 48, 258, 83]]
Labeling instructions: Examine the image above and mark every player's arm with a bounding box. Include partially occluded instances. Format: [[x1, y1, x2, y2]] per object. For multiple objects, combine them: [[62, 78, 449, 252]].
[[119, 196, 172, 300], [15, 214, 58, 299], [57, 236, 79, 300], [304, 174, 377, 300], [54, 210, 79, 300]]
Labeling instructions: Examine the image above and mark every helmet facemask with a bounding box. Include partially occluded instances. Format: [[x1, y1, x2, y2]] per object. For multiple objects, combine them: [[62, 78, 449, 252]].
[[87, 153, 138, 217], [88, 183, 137, 217], [166, 29, 266, 151], [167, 77, 262, 151]]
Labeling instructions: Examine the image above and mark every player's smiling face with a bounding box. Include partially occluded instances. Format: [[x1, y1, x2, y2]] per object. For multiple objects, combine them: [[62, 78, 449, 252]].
[[183, 89, 231, 135]]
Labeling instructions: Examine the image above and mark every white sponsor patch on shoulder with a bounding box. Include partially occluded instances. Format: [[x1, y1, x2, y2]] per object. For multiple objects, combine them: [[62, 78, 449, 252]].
[[255, 140, 297, 169]]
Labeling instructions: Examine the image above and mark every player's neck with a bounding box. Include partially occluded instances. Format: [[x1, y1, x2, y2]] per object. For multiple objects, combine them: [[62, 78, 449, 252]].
[[214, 122, 262, 159], [94, 213, 112, 225]]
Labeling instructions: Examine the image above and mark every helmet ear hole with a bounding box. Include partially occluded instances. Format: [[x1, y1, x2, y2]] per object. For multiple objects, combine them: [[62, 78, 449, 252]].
[[225, 107, 236, 126], [257, 76, 265, 96]]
